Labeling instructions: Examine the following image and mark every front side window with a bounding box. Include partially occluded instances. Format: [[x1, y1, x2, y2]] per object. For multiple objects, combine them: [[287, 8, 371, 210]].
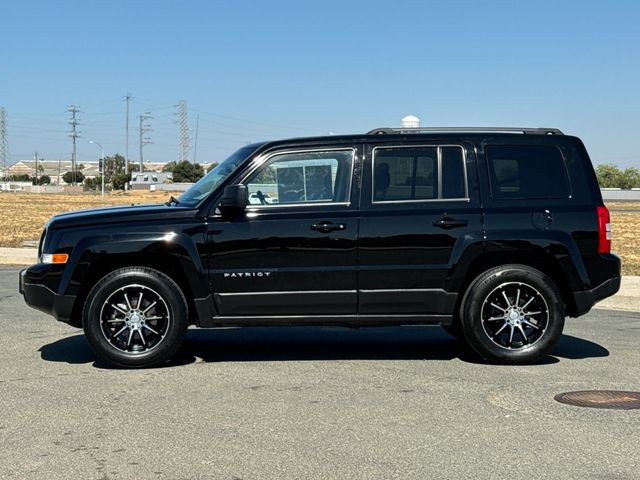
[[245, 149, 354, 206], [178, 145, 260, 206], [373, 146, 467, 202], [486, 145, 570, 199]]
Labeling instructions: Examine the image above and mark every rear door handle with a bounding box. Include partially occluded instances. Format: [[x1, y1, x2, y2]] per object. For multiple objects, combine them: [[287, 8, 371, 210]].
[[311, 221, 347, 233], [433, 217, 468, 229]]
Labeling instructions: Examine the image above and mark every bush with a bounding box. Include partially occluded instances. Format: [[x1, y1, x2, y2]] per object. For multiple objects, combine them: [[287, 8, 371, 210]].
[[7, 174, 31, 182], [62, 170, 85, 185], [84, 177, 101, 191], [33, 175, 51, 186]]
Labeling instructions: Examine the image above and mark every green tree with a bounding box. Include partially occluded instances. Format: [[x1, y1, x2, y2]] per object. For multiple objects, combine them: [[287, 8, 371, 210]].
[[34, 175, 51, 186], [112, 173, 130, 190], [172, 161, 205, 182], [619, 167, 640, 189], [103, 154, 126, 176], [162, 161, 176, 173], [207, 162, 219, 173], [62, 170, 85, 184], [595, 164, 622, 188]]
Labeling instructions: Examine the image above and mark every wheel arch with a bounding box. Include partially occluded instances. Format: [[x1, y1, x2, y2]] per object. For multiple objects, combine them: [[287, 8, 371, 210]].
[[454, 251, 578, 319], [68, 252, 202, 327]]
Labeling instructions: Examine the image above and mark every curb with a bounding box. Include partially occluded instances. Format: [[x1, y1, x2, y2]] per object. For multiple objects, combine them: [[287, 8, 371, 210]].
[[1, 247, 638, 312], [594, 276, 640, 312], [0, 247, 37, 266]]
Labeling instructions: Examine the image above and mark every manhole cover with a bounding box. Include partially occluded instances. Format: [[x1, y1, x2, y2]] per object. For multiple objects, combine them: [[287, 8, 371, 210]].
[[554, 390, 640, 410]]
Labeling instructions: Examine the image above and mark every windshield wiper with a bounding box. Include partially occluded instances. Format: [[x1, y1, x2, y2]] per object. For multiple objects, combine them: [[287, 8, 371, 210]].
[[165, 195, 180, 206]]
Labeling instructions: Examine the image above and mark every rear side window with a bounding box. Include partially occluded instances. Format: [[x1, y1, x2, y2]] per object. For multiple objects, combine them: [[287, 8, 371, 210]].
[[487, 145, 570, 199], [373, 146, 467, 202]]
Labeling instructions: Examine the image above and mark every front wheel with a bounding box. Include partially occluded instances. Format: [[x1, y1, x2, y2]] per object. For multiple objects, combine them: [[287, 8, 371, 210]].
[[460, 265, 565, 364], [83, 267, 188, 368]]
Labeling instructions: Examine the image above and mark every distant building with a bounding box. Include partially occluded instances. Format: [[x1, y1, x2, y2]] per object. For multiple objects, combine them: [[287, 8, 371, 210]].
[[130, 172, 173, 190], [6, 160, 73, 184]]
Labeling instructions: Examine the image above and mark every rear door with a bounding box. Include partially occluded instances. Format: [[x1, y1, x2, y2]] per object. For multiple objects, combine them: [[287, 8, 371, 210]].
[[207, 146, 361, 318], [358, 141, 483, 316]]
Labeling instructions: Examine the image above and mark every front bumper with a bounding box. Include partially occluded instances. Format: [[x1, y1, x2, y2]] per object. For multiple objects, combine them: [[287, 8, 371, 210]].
[[20, 267, 77, 325]]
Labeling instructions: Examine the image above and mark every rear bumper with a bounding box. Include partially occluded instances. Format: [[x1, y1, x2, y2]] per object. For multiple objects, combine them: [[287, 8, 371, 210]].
[[20, 267, 76, 325], [573, 276, 621, 317]]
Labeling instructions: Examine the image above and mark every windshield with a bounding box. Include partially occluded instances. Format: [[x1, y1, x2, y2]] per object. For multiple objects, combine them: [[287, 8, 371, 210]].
[[178, 146, 259, 206]]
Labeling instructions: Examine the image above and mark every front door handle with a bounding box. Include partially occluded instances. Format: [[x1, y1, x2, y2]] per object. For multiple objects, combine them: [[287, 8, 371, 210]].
[[311, 221, 347, 233], [433, 217, 468, 229]]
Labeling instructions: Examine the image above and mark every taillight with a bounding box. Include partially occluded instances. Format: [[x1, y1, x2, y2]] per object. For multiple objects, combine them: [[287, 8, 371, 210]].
[[596, 205, 611, 254]]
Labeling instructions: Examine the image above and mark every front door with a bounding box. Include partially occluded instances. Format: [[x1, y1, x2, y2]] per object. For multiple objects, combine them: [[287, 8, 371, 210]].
[[358, 141, 483, 316], [207, 146, 360, 318]]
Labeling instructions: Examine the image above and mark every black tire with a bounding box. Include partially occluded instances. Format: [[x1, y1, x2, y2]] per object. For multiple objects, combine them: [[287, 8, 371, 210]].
[[460, 264, 565, 364], [83, 267, 188, 368]]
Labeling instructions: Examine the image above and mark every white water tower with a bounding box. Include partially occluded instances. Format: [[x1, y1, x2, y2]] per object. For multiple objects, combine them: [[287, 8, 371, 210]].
[[401, 115, 421, 128]]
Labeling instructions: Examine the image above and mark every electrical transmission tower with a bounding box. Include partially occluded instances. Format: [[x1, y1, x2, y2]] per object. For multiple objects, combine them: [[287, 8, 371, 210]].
[[139, 112, 153, 172], [0, 108, 9, 178], [67, 105, 81, 185], [174, 100, 190, 162]]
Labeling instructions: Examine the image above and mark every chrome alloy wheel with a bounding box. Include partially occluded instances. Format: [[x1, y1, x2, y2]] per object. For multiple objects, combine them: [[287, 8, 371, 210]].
[[99, 284, 171, 354], [480, 282, 549, 350]]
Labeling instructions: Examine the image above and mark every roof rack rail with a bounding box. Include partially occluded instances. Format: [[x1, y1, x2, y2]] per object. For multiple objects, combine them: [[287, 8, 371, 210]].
[[367, 127, 564, 135]]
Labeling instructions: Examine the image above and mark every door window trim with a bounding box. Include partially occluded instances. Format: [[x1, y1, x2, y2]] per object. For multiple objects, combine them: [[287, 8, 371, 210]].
[[240, 147, 357, 209], [371, 144, 470, 204]]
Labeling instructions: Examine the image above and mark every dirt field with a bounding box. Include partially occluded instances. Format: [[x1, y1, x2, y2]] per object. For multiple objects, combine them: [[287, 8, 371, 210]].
[[0, 192, 638, 275]]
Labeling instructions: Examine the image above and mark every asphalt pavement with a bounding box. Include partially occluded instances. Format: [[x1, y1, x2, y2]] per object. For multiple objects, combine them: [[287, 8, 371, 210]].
[[1, 267, 639, 480]]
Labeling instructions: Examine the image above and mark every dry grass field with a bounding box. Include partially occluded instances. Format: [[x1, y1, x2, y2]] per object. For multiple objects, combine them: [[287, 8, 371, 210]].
[[0, 192, 638, 275], [0, 191, 169, 249]]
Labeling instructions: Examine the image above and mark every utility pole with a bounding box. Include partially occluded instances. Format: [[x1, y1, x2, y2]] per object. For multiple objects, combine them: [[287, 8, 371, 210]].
[[139, 112, 152, 172], [67, 105, 81, 185], [175, 100, 190, 162], [34, 151, 38, 185], [0, 108, 9, 179], [193, 113, 199, 164], [123, 93, 133, 177]]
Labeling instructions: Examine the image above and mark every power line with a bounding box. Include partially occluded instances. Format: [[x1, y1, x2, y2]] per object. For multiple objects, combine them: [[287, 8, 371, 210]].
[[67, 105, 81, 185]]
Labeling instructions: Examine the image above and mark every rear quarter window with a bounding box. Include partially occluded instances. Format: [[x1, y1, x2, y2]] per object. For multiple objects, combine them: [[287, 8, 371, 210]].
[[486, 145, 570, 199]]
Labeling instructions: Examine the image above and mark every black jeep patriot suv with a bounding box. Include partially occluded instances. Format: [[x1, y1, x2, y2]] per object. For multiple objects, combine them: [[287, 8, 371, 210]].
[[20, 127, 621, 367]]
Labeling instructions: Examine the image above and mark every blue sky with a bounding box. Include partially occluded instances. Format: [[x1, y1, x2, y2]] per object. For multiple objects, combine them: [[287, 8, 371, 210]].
[[1, 0, 639, 166]]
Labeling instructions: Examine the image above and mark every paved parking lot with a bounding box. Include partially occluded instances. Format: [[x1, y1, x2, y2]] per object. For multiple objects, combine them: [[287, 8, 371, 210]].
[[1, 267, 639, 480]]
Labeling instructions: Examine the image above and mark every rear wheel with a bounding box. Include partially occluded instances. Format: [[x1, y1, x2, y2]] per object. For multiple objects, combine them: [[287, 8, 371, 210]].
[[83, 267, 188, 368], [461, 265, 564, 364]]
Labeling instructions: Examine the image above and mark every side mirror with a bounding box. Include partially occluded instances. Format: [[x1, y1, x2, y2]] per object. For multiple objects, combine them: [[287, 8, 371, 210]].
[[218, 184, 248, 217]]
